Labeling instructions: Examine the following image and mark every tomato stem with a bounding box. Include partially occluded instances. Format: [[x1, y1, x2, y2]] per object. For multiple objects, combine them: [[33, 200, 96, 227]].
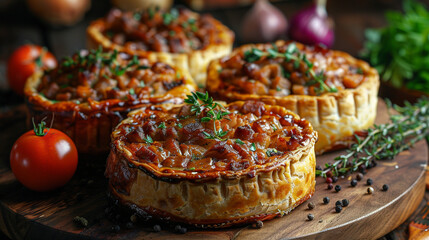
[[32, 118, 48, 136]]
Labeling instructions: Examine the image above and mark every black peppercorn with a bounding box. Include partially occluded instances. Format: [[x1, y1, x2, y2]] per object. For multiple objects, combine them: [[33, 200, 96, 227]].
[[367, 178, 373, 186], [332, 176, 338, 183], [356, 173, 364, 181], [175, 225, 182, 232], [252, 220, 264, 229], [342, 199, 349, 207], [335, 200, 342, 206], [111, 225, 121, 233], [350, 179, 357, 187], [153, 224, 161, 232], [382, 184, 389, 191], [335, 185, 341, 192], [335, 205, 342, 213], [179, 227, 187, 234], [323, 197, 330, 204], [307, 214, 314, 221], [308, 202, 315, 210], [327, 183, 333, 190]]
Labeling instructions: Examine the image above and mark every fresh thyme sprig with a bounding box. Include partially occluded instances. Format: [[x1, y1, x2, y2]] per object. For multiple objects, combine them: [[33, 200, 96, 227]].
[[184, 91, 230, 140], [243, 43, 338, 95], [317, 98, 429, 178]]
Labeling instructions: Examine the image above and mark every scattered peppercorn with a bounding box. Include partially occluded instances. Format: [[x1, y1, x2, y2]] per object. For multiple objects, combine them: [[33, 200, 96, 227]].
[[308, 202, 315, 210], [332, 176, 338, 183], [153, 224, 161, 232], [335, 205, 342, 213], [251, 220, 264, 229], [326, 177, 333, 184], [327, 183, 333, 190], [130, 214, 138, 223], [335, 185, 341, 192], [367, 187, 374, 194], [175, 225, 182, 232], [111, 225, 121, 233], [382, 184, 389, 191], [323, 197, 330, 204], [316, 165, 322, 171], [125, 222, 134, 229], [350, 179, 357, 187], [367, 178, 373, 186], [342, 199, 349, 207], [326, 171, 333, 178], [359, 165, 366, 174], [356, 173, 364, 181], [73, 216, 88, 228], [307, 214, 314, 221], [335, 200, 342, 206], [179, 227, 187, 234]]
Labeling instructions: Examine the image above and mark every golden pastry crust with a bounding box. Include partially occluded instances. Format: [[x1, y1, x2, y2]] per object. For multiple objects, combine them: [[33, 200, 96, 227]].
[[24, 49, 196, 154], [206, 40, 380, 154], [106, 100, 317, 227], [86, 8, 234, 87]]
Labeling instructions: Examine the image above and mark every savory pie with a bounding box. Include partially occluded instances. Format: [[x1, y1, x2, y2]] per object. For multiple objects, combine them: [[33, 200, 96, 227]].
[[206, 40, 380, 154], [87, 7, 234, 87], [106, 94, 317, 227], [24, 48, 196, 154]]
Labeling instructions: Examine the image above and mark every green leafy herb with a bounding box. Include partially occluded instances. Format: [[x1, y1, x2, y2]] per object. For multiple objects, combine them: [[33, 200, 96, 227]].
[[250, 143, 256, 152], [266, 149, 279, 157], [361, 0, 429, 94], [235, 139, 245, 145], [158, 122, 166, 129], [244, 43, 338, 95], [162, 8, 179, 25], [184, 91, 230, 140], [317, 97, 429, 178], [129, 88, 135, 95], [177, 123, 183, 128], [143, 135, 153, 144]]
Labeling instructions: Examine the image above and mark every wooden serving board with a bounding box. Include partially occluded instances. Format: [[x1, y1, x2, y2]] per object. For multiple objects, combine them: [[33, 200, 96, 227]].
[[0, 100, 426, 240]]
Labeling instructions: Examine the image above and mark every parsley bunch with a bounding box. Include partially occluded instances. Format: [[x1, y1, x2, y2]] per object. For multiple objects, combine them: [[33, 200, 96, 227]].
[[244, 43, 338, 95], [361, 0, 429, 94], [184, 92, 230, 140]]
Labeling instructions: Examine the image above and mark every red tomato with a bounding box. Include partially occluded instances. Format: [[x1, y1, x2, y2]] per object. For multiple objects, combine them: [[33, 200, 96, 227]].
[[10, 126, 78, 192], [7, 45, 57, 96]]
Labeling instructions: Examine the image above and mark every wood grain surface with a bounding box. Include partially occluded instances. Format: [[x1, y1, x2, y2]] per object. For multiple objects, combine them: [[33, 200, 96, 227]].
[[0, 100, 426, 240]]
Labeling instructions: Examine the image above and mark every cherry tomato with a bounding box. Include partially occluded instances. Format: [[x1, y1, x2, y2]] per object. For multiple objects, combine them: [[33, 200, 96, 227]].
[[7, 44, 57, 96], [10, 122, 78, 192]]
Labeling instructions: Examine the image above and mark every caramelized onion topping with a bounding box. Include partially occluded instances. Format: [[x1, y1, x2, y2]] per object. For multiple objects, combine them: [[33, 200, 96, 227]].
[[37, 48, 186, 103], [217, 41, 366, 96], [114, 101, 316, 174]]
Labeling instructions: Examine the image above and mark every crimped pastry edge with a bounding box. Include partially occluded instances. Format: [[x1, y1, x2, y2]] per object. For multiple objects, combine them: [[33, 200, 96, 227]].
[[206, 41, 380, 154], [24, 66, 196, 154], [106, 141, 316, 227], [86, 17, 234, 87]]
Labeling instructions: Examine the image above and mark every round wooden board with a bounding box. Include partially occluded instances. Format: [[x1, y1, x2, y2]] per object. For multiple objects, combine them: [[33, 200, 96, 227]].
[[0, 100, 426, 240]]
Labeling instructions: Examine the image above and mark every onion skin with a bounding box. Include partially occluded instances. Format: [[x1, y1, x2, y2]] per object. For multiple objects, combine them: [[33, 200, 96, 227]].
[[241, 0, 288, 43], [288, 2, 334, 48], [27, 0, 91, 26]]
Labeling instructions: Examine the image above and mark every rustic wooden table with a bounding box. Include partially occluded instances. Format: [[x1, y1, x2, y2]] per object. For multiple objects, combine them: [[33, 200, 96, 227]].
[[0, 0, 428, 239]]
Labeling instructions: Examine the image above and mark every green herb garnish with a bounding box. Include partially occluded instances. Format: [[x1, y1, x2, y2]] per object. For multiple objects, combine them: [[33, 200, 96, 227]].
[[235, 139, 245, 145], [158, 122, 166, 129], [184, 91, 230, 140], [250, 143, 256, 152], [143, 135, 153, 144]]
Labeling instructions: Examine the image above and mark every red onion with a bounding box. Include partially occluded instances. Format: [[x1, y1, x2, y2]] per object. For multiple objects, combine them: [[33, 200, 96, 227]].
[[288, 0, 334, 48], [241, 0, 287, 43]]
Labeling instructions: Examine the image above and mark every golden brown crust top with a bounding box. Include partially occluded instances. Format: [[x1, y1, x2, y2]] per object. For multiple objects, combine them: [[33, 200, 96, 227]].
[[110, 100, 317, 180], [25, 49, 196, 113], [96, 7, 232, 53], [210, 40, 375, 97]]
